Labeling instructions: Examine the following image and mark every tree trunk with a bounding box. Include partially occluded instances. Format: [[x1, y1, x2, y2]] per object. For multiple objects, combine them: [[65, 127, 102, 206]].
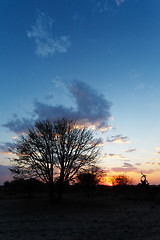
[[58, 182, 63, 203], [58, 170, 64, 203], [48, 180, 55, 203]]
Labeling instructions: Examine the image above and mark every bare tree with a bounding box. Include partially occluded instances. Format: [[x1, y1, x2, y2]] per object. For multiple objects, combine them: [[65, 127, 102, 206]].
[[10, 119, 100, 202], [10, 120, 56, 201], [51, 119, 100, 201]]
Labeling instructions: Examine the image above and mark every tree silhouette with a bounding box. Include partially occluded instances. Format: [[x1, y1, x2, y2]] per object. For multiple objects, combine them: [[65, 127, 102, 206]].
[[77, 166, 106, 186], [51, 119, 100, 202], [140, 172, 149, 186], [77, 166, 106, 196], [10, 118, 100, 202], [110, 174, 133, 186]]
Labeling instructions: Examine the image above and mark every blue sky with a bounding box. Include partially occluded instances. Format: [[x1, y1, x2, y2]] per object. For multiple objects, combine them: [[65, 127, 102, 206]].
[[1, 0, 160, 185]]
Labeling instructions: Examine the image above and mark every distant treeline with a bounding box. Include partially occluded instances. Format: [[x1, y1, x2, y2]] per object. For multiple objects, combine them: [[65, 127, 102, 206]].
[[2, 178, 160, 201]]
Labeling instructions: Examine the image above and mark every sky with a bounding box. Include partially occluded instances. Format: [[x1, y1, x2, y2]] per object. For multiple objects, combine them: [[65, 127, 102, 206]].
[[1, 0, 160, 185]]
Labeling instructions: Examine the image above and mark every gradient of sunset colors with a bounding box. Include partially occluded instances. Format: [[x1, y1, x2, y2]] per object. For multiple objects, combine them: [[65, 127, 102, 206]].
[[1, 0, 160, 185]]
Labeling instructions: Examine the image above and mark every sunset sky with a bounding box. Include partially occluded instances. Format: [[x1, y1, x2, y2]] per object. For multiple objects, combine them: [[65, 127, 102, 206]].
[[1, 0, 160, 185]]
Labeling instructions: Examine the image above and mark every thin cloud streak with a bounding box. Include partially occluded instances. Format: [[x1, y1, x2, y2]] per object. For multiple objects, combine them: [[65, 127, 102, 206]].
[[111, 162, 138, 173], [111, 162, 157, 175], [125, 148, 136, 153], [106, 135, 130, 144], [102, 153, 128, 160]]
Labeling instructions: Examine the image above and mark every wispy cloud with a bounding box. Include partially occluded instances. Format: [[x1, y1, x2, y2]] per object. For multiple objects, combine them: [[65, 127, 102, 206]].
[[94, 0, 126, 13], [52, 76, 64, 87], [3, 115, 34, 134], [106, 135, 130, 144], [3, 80, 112, 134], [154, 147, 160, 155], [145, 160, 160, 166], [44, 94, 54, 101], [102, 153, 128, 160], [146, 162, 157, 165], [27, 12, 71, 57], [0, 143, 15, 154], [92, 138, 104, 147], [125, 148, 136, 153], [111, 162, 137, 173], [111, 165, 156, 175], [140, 169, 156, 174], [115, 0, 126, 6], [95, 1, 109, 13], [135, 163, 141, 166]]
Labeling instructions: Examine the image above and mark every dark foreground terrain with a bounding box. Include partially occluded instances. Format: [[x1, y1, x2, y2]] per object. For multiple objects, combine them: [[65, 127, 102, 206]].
[[1, 186, 160, 240]]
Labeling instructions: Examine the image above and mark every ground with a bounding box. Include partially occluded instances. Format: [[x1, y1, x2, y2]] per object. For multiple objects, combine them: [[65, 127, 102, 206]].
[[0, 187, 160, 240]]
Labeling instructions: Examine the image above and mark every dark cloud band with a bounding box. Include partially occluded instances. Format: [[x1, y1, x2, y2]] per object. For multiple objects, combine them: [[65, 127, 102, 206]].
[[3, 80, 112, 134]]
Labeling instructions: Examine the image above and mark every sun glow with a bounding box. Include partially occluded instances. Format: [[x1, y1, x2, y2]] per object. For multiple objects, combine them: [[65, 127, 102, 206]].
[[100, 176, 112, 186]]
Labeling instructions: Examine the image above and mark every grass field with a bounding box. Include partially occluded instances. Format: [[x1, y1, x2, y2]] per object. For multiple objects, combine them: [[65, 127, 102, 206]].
[[1, 186, 160, 240]]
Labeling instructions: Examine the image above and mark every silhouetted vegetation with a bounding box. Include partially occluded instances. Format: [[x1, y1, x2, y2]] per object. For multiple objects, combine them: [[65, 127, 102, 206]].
[[140, 172, 149, 186], [9, 118, 100, 202], [76, 166, 106, 196], [2, 178, 160, 204], [109, 174, 134, 186], [3, 178, 45, 197]]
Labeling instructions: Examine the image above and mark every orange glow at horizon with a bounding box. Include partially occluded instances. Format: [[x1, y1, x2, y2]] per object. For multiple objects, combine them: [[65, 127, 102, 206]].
[[99, 170, 160, 186], [99, 172, 145, 186], [100, 176, 113, 186], [0, 151, 14, 155]]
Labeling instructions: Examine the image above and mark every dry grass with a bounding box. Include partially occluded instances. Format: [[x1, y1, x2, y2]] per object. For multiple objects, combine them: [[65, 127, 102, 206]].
[[0, 189, 160, 240]]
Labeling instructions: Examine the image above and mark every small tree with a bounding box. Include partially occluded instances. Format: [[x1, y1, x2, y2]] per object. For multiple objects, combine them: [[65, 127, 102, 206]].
[[10, 119, 100, 202], [77, 166, 106, 195], [109, 174, 133, 186], [77, 166, 106, 186]]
